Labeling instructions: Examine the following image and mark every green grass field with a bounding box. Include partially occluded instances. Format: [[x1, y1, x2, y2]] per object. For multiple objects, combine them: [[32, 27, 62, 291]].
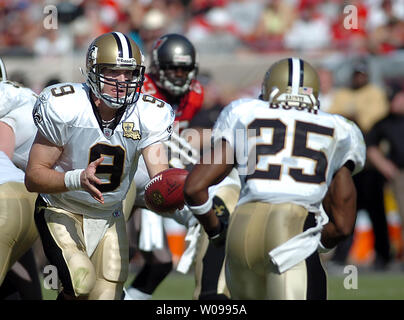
[[41, 270, 404, 300], [327, 273, 404, 300]]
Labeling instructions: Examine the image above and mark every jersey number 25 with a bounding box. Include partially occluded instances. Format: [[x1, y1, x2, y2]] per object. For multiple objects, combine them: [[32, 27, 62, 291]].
[[246, 119, 334, 184]]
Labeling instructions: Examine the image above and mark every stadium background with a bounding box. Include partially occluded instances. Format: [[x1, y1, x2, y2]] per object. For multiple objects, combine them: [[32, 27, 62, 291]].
[[1, 0, 404, 299]]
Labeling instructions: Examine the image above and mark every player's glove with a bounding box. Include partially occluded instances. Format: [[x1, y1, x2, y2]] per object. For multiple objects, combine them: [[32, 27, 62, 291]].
[[171, 206, 199, 229]]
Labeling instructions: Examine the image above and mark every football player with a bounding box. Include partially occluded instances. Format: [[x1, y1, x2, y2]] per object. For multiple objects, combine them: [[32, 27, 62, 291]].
[[124, 33, 240, 300], [24, 32, 174, 300], [0, 60, 42, 299], [184, 58, 366, 299]]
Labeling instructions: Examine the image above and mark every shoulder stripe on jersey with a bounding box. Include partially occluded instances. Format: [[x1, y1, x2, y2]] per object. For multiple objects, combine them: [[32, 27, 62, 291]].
[[291, 58, 301, 95], [112, 32, 123, 58], [115, 32, 130, 59]]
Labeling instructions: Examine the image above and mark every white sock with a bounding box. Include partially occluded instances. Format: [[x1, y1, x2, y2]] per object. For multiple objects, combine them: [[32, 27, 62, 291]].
[[124, 287, 152, 300]]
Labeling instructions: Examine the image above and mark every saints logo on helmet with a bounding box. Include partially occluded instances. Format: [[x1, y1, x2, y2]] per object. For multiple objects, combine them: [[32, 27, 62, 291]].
[[150, 34, 198, 96], [260, 58, 320, 110], [85, 32, 145, 109]]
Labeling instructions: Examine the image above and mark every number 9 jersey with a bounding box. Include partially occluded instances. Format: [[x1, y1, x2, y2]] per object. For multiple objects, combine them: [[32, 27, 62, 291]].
[[33, 82, 174, 218], [212, 98, 366, 211]]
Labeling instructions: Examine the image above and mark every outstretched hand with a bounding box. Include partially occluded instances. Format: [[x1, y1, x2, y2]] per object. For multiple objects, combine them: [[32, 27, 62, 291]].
[[80, 156, 104, 204]]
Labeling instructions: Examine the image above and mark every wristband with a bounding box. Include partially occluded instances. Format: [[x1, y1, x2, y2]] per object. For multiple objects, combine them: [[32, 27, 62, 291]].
[[186, 197, 213, 216], [206, 222, 222, 239], [64, 169, 84, 191], [318, 240, 334, 253]]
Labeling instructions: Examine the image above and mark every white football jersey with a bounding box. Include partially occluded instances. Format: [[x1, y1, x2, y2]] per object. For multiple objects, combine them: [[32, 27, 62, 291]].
[[33, 82, 174, 218], [0, 81, 38, 170], [212, 98, 366, 211]]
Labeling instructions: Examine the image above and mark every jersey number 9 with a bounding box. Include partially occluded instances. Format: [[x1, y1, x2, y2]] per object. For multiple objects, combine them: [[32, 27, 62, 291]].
[[89, 143, 125, 192]]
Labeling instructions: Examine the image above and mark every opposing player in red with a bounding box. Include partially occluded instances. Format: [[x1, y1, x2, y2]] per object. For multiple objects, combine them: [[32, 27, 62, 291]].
[[124, 33, 204, 300], [143, 33, 203, 133]]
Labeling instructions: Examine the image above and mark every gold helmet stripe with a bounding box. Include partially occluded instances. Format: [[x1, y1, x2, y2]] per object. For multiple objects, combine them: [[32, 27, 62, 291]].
[[299, 58, 304, 87], [123, 34, 133, 58], [111, 32, 123, 58], [111, 32, 133, 59], [291, 57, 301, 95], [115, 32, 131, 59]]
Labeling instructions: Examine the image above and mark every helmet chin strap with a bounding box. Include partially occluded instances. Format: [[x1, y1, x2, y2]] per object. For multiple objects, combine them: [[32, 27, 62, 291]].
[[268, 87, 280, 103], [100, 91, 139, 109], [158, 69, 194, 96], [0, 58, 7, 81], [163, 79, 188, 96], [85, 70, 138, 109]]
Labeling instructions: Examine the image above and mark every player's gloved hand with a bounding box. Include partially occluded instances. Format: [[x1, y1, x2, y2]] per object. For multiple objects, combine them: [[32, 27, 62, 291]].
[[170, 206, 198, 228]]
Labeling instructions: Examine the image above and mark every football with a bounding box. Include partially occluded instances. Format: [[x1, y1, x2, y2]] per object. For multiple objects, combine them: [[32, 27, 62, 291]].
[[144, 168, 189, 214]]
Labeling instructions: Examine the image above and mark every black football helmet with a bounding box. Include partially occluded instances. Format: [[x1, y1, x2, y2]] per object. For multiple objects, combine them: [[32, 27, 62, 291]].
[[149, 34, 198, 96]]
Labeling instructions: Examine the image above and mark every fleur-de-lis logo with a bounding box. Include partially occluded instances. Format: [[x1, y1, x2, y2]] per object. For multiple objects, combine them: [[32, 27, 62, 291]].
[[122, 122, 141, 140], [213, 204, 225, 216]]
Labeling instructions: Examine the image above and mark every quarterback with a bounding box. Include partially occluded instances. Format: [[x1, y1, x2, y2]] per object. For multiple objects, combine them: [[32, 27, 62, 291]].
[[0, 63, 41, 298], [184, 58, 366, 299], [25, 32, 174, 300], [124, 33, 203, 300], [124, 34, 240, 301]]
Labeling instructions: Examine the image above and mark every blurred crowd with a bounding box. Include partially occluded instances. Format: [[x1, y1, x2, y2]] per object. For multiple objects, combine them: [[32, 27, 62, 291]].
[[1, 0, 404, 57]]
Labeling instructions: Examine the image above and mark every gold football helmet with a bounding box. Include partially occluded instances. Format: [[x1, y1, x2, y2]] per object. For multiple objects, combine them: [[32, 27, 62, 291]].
[[85, 32, 145, 109], [260, 57, 320, 109], [0, 57, 7, 81]]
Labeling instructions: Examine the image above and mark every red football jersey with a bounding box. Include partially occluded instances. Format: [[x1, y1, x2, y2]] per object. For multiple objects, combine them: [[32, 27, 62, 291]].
[[141, 74, 204, 132]]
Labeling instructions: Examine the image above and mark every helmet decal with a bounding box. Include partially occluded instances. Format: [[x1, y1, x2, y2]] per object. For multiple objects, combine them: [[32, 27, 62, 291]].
[[88, 45, 98, 65], [153, 37, 168, 51]]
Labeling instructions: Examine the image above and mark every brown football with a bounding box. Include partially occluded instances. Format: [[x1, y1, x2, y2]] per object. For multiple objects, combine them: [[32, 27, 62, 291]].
[[144, 168, 189, 214]]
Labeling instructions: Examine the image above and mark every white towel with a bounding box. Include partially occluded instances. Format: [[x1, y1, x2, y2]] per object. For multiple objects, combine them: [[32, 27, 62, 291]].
[[83, 215, 111, 257], [176, 223, 201, 274], [139, 208, 165, 251], [268, 205, 328, 274]]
